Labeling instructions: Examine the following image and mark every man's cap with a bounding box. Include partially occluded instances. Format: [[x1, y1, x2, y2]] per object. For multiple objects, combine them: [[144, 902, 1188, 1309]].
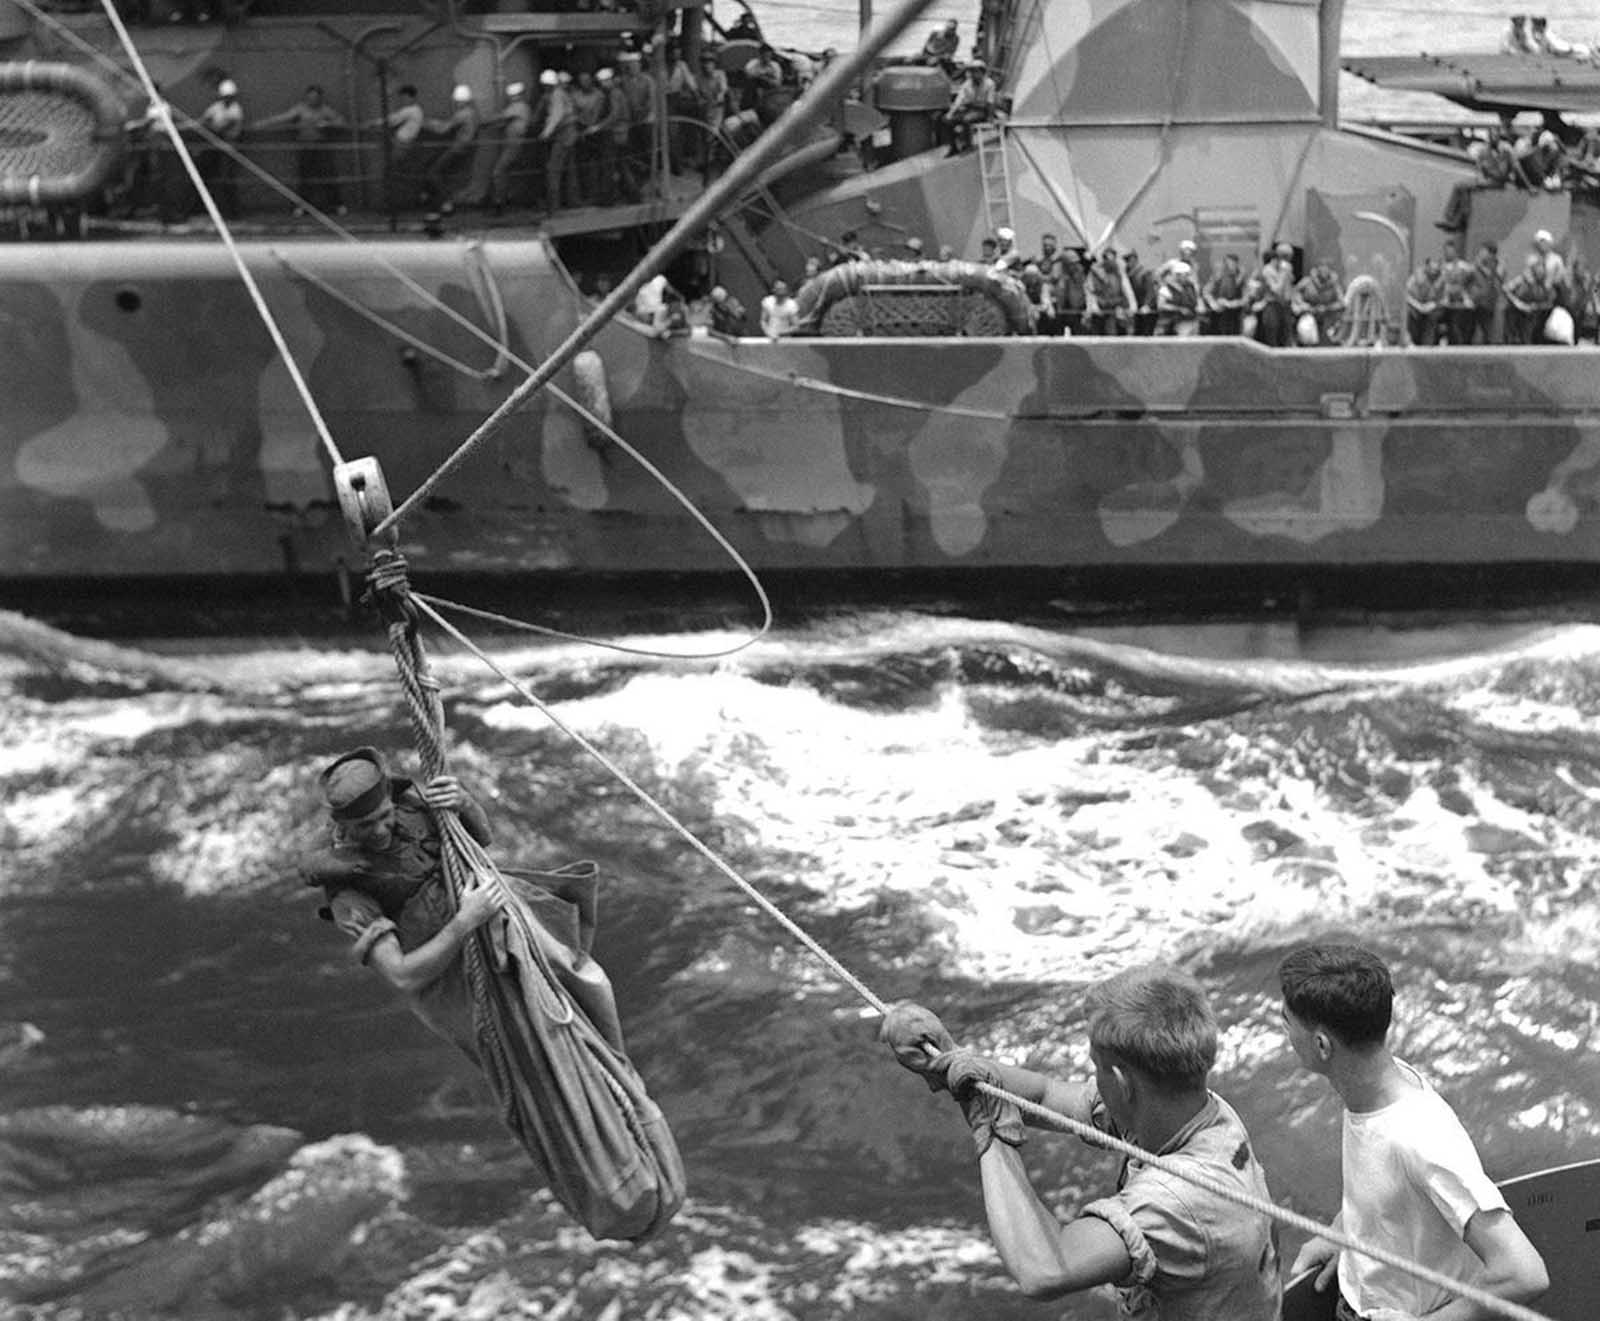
[[1179, 238, 1197, 253], [968, 58, 986, 70], [559, 71, 572, 84], [452, 83, 473, 102], [711, 285, 728, 300], [996, 225, 1015, 242], [320, 747, 389, 821], [506, 81, 527, 97], [771, 279, 790, 294], [905, 236, 924, 252], [619, 50, 642, 62], [596, 67, 614, 82], [218, 79, 238, 97], [1535, 227, 1554, 242], [539, 69, 559, 86]]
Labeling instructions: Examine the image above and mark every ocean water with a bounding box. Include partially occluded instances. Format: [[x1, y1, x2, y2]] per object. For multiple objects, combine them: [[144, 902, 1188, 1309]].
[[3, 611, 1598, 1318], [740, 0, 1600, 122]]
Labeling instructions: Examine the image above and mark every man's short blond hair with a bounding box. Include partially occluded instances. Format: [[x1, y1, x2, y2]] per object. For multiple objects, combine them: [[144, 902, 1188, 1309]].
[[1085, 963, 1218, 1092]]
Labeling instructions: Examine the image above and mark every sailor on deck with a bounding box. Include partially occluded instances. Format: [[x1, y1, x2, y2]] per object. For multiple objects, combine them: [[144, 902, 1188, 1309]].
[[760, 279, 800, 338], [365, 83, 425, 210], [1084, 247, 1136, 335], [196, 78, 244, 218], [919, 19, 961, 73], [482, 81, 533, 211], [881, 965, 1280, 1319], [539, 69, 579, 213], [253, 83, 348, 216], [1282, 944, 1548, 1321], [1501, 14, 1533, 54], [943, 59, 997, 156], [423, 84, 480, 211]]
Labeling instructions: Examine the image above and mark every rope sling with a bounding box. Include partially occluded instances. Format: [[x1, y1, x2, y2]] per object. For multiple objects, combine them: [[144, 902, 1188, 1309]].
[[365, 549, 685, 1242]]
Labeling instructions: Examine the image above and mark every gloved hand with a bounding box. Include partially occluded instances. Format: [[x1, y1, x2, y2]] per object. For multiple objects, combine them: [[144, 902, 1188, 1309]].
[[944, 1049, 1026, 1158], [879, 1001, 957, 1091]]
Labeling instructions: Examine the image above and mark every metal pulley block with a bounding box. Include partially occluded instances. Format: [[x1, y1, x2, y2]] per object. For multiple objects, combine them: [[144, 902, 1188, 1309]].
[[333, 457, 398, 551]]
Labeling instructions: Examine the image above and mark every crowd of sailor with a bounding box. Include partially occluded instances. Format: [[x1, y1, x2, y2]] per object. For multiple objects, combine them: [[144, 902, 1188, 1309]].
[[109, 30, 826, 223], [634, 222, 1598, 348]]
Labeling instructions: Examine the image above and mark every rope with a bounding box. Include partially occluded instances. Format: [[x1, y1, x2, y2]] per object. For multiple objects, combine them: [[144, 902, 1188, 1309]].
[[414, 593, 773, 664], [374, 570, 1554, 1321], [402, 586, 890, 1016], [94, 0, 344, 471]]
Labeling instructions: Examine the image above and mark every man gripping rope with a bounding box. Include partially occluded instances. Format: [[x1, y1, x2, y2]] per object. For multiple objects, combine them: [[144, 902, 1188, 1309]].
[[299, 745, 683, 1241], [882, 964, 1280, 1319]]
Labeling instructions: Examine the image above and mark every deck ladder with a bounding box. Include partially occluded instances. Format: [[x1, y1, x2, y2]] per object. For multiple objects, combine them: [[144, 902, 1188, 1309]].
[[975, 121, 1013, 238]]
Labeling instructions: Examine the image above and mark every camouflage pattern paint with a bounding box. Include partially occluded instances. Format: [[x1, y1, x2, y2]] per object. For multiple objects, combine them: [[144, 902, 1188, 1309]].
[[3, 237, 1600, 581]]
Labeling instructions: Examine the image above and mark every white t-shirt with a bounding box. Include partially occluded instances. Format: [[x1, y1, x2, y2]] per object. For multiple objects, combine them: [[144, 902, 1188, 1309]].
[[1338, 1061, 1509, 1317], [760, 293, 798, 337], [388, 103, 425, 145], [634, 274, 668, 323]]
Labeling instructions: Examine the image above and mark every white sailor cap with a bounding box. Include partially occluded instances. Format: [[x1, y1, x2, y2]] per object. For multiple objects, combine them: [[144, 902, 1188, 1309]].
[[218, 79, 238, 97], [596, 67, 614, 82], [506, 81, 526, 97], [996, 225, 1015, 242], [1535, 228, 1554, 242], [452, 83, 473, 102], [1179, 238, 1197, 253], [539, 69, 559, 87]]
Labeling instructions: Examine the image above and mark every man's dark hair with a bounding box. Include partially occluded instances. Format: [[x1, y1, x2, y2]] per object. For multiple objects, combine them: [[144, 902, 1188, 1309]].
[[1278, 943, 1394, 1048]]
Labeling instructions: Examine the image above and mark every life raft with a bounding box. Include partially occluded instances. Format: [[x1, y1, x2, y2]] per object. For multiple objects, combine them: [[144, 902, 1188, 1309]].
[[793, 258, 1037, 337], [0, 61, 126, 206]]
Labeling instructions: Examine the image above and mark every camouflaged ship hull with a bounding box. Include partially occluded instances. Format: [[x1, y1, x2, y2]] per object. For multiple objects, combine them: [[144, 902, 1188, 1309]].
[[4, 236, 1600, 581]]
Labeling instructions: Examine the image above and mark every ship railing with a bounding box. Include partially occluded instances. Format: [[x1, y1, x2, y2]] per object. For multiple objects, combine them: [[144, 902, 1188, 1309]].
[[105, 128, 680, 218]]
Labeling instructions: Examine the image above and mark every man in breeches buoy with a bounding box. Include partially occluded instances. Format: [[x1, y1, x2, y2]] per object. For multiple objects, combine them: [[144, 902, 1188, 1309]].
[[299, 746, 683, 1242], [300, 746, 623, 1062]]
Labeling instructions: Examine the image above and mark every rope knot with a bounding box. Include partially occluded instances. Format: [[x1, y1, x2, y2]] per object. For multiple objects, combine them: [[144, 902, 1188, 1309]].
[[362, 549, 420, 628]]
